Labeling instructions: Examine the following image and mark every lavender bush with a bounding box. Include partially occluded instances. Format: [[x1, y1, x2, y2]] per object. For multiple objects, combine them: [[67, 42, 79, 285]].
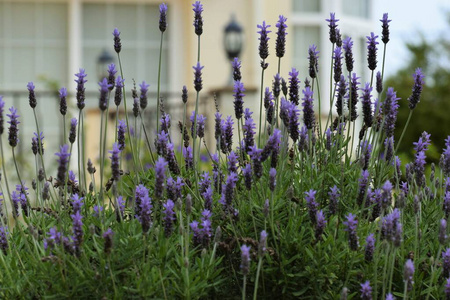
[[0, 3, 447, 299]]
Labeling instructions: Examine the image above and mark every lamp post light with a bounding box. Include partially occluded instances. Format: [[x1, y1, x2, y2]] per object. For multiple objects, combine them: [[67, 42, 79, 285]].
[[97, 49, 114, 81], [224, 14, 243, 85]]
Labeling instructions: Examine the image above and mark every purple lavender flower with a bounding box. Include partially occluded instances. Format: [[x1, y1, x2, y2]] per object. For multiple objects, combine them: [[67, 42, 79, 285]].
[[328, 185, 340, 215], [381, 209, 401, 242], [155, 157, 168, 199], [383, 87, 400, 137], [258, 230, 268, 256], [249, 146, 263, 179], [361, 83, 373, 127], [139, 81, 150, 110], [193, 62, 204, 92], [366, 32, 379, 71], [117, 119, 126, 150], [289, 68, 300, 105], [109, 143, 121, 182], [413, 131, 431, 153], [376, 71, 383, 94], [107, 64, 117, 90], [202, 187, 213, 211], [75, 69, 87, 110], [219, 172, 238, 214], [287, 102, 300, 142], [27, 82, 37, 108], [298, 126, 308, 152], [221, 116, 234, 154], [93, 205, 103, 217], [159, 3, 168, 33], [446, 278, 450, 300], [380, 13, 391, 44], [343, 37, 354, 72], [98, 78, 112, 111], [182, 85, 188, 104], [384, 136, 394, 162], [333, 47, 343, 83], [68, 118, 77, 144], [243, 164, 252, 191], [243, 109, 256, 152], [71, 211, 83, 253], [404, 259, 415, 291], [233, 81, 245, 120], [335, 75, 346, 117], [264, 87, 274, 110], [273, 73, 281, 98], [343, 213, 359, 251], [440, 219, 448, 245], [407, 68, 425, 110], [302, 87, 315, 130], [101, 228, 114, 254], [325, 13, 339, 44], [56, 145, 70, 184], [365, 233, 375, 262], [0, 226, 7, 254], [232, 58, 242, 82], [139, 187, 153, 233], [190, 221, 201, 246], [444, 248, 450, 278], [227, 151, 238, 174], [192, 1, 203, 36], [155, 130, 168, 157], [257, 21, 271, 60], [357, 170, 370, 206], [0, 97, 5, 135], [275, 15, 287, 58], [381, 180, 393, 209], [31, 132, 44, 155], [325, 128, 332, 151], [113, 28, 121, 53], [346, 73, 360, 121], [114, 76, 125, 106], [71, 193, 84, 214], [360, 281, 372, 300], [163, 199, 176, 237], [414, 151, 426, 188], [315, 210, 327, 240], [441, 137, 450, 176], [7, 107, 20, 147], [308, 45, 319, 79], [240, 244, 251, 276], [43, 227, 61, 251], [280, 97, 290, 128], [160, 113, 170, 133], [167, 176, 184, 201], [269, 168, 276, 192], [11, 191, 21, 217], [305, 190, 318, 224], [42, 181, 50, 201], [183, 146, 193, 170]]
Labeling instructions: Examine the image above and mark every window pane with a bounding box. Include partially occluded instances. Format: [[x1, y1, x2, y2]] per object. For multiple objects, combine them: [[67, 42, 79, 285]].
[[83, 4, 107, 41], [11, 47, 35, 84], [40, 47, 68, 85], [293, 26, 321, 76], [113, 4, 138, 41], [144, 5, 162, 41], [11, 3, 36, 40], [343, 0, 370, 18], [43, 4, 68, 40], [293, 0, 321, 12]]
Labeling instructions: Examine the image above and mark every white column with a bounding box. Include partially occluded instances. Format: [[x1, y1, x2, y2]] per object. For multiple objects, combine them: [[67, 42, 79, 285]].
[[68, 0, 82, 91]]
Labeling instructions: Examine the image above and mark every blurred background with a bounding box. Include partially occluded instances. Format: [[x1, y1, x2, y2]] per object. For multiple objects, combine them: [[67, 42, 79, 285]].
[[0, 0, 448, 180]]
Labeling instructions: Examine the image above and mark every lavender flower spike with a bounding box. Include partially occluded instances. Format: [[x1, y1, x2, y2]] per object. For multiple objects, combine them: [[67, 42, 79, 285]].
[[232, 58, 242, 82], [75, 69, 87, 110], [365, 233, 375, 262], [114, 76, 125, 106], [289, 68, 300, 105], [163, 199, 176, 237], [383, 87, 400, 138], [59, 87, 67, 116], [56, 145, 70, 184], [27, 82, 37, 108], [0, 226, 8, 254], [360, 281, 372, 300], [139, 81, 150, 110], [326, 13, 339, 44], [233, 81, 245, 120], [109, 143, 121, 182], [107, 63, 117, 90], [0, 96, 5, 135], [343, 37, 354, 72], [407, 68, 425, 110], [98, 78, 112, 111], [192, 1, 203, 36], [155, 157, 168, 199], [308, 45, 319, 79], [333, 47, 343, 83], [113, 28, 121, 53], [257, 21, 271, 61], [118, 120, 126, 150], [275, 15, 287, 58], [240, 244, 251, 276], [366, 32, 379, 71], [380, 13, 391, 44], [404, 259, 415, 291], [343, 213, 359, 251], [159, 3, 168, 33], [302, 87, 315, 130], [7, 107, 20, 147], [193, 62, 204, 92], [69, 118, 77, 144], [71, 211, 83, 253]]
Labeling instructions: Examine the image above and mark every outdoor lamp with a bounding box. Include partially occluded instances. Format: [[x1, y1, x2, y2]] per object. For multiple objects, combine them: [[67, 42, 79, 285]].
[[97, 49, 114, 80]]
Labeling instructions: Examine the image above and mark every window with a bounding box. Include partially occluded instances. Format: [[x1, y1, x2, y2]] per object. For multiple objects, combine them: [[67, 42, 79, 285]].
[[292, 26, 321, 76], [82, 3, 169, 92], [0, 2, 68, 90], [343, 0, 370, 19], [293, 0, 321, 13]]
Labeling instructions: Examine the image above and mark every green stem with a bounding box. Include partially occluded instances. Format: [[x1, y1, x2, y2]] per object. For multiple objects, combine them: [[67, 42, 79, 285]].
[[253, 257, 263, 300], [156, 32, 164, 134], [258, 63, 265, 147], [395, 110, 413, 153]]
